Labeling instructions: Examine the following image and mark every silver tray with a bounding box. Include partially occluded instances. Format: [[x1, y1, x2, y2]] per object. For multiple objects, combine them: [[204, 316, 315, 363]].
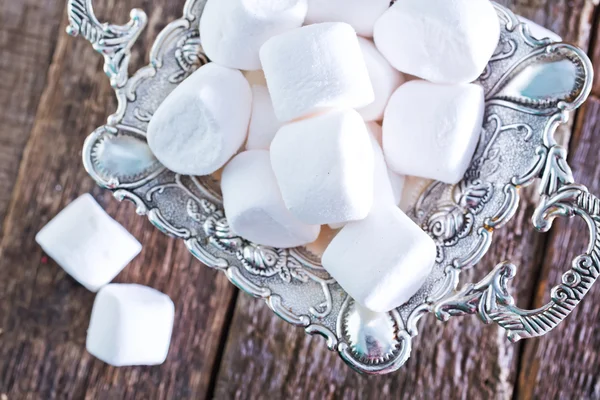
[[67, 0, 596, 374]]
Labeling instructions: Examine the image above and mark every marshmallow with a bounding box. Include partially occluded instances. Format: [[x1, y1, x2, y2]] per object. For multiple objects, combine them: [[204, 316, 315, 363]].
[[221, 150, 320, 248], [260, 23, 374, 122], [374, 0, 500, 84], [366, 122, 405, 205], [519, 17, 562, 42], [304, 0, 390, 38], [322, 206, 436, 312], [35, 194, 142, 292], [200, 0, 308, 70], [327, 123, 397, 231], [357, 37, 404, 122], [383, 81, 485, 184], [270, 109, 374, 225], [245, 85, 282, 150], [147, 63, 252, 176], [86, 284, 175, 366], [328, 222, 345, 230]]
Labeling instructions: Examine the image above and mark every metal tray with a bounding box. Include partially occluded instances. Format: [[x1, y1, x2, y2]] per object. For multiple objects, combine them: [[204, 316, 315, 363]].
[[67, 0, 595, 374]]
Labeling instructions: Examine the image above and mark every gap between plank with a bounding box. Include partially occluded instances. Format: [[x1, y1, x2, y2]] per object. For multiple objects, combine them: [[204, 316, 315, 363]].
[[204, 288, 240, 400]]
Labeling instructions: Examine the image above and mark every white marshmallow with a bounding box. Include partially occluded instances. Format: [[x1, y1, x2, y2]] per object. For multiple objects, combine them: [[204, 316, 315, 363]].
[[328, 222, 346, 230], [200, 0, 308, 70], [147, 63, 252, 176], [245, 85, 281, 150], [322, 206, 436, 312], [86, 284, 175, 366], [304, 0, 390, 38], [366, 122, 405, 205], [221, 150, 320, 248], [35, 194, 142, 292], [260, 23, 374, 122], [383, 81, 485, 184], [270, 109, 374, 225], [374, 0, 500, 84], [519, 16, 562, 42], [357, 37, 404, 122], [328, 123, 397, 231]]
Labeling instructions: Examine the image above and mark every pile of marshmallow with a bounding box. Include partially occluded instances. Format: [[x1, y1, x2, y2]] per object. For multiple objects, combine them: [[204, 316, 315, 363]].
[[147, 0, 501, 313], [149, 0, 500, 313]]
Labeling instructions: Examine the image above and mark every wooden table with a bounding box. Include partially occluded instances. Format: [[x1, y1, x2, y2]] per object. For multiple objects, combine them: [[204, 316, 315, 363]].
[[1, 1, 599, 398]]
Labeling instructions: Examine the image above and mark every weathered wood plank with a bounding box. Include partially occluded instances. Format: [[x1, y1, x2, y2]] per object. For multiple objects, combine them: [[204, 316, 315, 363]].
[[588, 8, 600, 96], [499, 0, 597, 49], [0, 1, 236, 399], [516, 97, 600, 400], [213, 2, 596, 398], [0, 0, 65, 237]]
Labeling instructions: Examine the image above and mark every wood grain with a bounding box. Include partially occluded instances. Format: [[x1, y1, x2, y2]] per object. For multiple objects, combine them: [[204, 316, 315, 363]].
[[0, 0, 65, 237], [213, 2, 598, 399], [0, 0, 598, 398], [0, 1, 236, 399]]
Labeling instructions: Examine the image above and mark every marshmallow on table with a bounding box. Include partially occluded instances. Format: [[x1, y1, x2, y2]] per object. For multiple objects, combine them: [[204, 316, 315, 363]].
[[35, 194, 142, 292], [366, 122, 405, 205], [270, 109, 374, 225], [357, 37, 405, 122], [260, 22, 374, 122], [322, 206, 436, 312], [519, 16, 562, 42], [246, 85, 282, 150], [86, 284, 175, 366], [147, 63, 252, 176], [374, 0, 500, 84], [383, 80, 485, 184], [304, 0, 390, 38], [200, 0, 308, 70], [221, 150, 320, 248]]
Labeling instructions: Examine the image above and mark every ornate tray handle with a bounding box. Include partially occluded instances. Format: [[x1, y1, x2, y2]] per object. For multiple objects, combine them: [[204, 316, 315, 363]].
[[435, 184, 600, 342], [66, 0, 147, 89]]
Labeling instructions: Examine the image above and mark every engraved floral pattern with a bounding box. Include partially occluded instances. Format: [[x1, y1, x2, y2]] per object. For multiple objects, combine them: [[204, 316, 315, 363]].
[[424, 180, 493, 246], [170, 30, 209, 83], [187, 197, 312, 283]]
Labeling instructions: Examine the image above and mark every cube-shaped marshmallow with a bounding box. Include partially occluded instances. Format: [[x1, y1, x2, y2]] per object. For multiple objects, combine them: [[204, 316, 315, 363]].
[[322, 206, 436, 312], [35, 194, 142, 292], [383, 80, 485, 184], [305, 0, 390, 38], [260, 22, 374, 122], [86, 284, 175, 366], [357, 37, 405, 122], [374, 0, 500, 84], [147, 63, 252, 176], [366, 122, 405, 205], [200, 0, 308, 70], [221, 150, 320, 248], [270, 109, 374, 225], [245, 85, 282, 150]]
